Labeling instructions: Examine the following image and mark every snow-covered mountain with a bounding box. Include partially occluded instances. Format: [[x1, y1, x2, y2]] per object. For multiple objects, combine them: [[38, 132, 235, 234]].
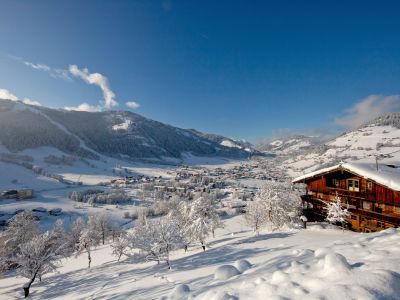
[[0, 100, 259, 163], [257, 134, 322, 154], [283, 113, 400, 177]]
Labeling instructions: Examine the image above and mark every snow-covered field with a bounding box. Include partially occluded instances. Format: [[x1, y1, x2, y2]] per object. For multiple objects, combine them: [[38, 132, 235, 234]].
[[1, 216, 400, 299]]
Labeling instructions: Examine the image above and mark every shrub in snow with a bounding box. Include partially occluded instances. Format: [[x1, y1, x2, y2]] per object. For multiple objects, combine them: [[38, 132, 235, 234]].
[[44, 154, 75, 166], [214, 265, 241, 280], [151, 201, 170, 217], [69, 188, 129, 205], [325, 192, 350, 231], [234, 259, 252, 273], [167, 284, 191, 300]]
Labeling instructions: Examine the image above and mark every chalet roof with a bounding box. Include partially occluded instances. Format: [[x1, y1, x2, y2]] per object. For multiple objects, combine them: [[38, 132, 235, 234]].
[[292, 161, 400, 191]]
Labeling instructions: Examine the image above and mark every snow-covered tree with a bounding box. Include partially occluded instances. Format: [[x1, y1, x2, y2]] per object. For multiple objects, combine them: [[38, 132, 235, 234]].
[[93, 212, 110, 245], [110, 222, 123, 242], [111, 233, 129, 261], [129, 216, 184, 269], [185, 196, 221, 251], [244, 200, 268, 234], [48, 219, 67, 254], [76, 216, 101, 268], [0, 212, 40, 271], [14, 227, 68, 297], [157, 216, 184, 269], [168, 201, 192, 251], [255, 181, 302, 231], [326, 192, 350, 231], [68, 217, 85, 252]]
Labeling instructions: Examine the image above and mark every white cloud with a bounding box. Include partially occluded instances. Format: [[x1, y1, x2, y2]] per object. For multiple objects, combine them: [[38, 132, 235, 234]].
[[22, 60, 71, 80], [335, 95, 400, 129], [0, 88, 19, 101], [69, 65, 118, 109], [22, 98, 42, 106], [126, 101, 140, 109], [23, 61, 51, 72], [64, 102, 101, 112], [0, 88, 42, 106]]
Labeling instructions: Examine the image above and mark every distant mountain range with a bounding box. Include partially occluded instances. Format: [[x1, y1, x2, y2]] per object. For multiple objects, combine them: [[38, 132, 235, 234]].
[[0, 100, 259, 163], [279, 113, 400, 177]]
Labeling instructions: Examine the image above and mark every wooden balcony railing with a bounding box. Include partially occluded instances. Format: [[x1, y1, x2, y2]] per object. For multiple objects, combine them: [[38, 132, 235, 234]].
[[301, 195, 400, 226]]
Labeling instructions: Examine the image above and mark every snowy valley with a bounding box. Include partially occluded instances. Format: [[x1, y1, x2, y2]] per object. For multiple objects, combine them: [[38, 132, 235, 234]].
[[1, 110, 400, 299]]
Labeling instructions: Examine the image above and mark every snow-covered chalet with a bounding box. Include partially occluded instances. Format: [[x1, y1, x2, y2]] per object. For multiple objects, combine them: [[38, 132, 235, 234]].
[[292, 161, 400, 232]]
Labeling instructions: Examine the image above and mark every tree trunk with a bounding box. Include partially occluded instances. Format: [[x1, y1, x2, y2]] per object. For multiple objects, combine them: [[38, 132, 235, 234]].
[[201, 241, 206, 252], [184, 245, 188, 252], [88, 249, 92, 268], [23, 271, 38, 298]]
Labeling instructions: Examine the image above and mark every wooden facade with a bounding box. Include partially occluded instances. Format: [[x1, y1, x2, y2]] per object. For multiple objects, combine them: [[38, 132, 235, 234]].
[[295, 167, 400, 232]]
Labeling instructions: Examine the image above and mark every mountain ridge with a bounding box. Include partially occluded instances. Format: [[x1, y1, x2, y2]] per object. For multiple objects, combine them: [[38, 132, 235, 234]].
[[0, 99, 259, 163]]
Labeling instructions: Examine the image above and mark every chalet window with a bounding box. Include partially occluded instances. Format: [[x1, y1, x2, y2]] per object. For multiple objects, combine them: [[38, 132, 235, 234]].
[[351, 215, 357, 220], [332, 179, 339, 187], [367, 181, 373, 191], [347, 179, 360, 192]]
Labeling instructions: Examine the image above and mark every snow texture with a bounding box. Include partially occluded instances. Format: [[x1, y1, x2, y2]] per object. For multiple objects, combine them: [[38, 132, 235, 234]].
[[214, 265, 241, 280]]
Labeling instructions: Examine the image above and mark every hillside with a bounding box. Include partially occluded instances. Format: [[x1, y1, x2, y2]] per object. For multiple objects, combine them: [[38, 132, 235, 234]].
[[1, 216, 400, 299], [282, 113, 400, 177], [0, 100, 257, 163]]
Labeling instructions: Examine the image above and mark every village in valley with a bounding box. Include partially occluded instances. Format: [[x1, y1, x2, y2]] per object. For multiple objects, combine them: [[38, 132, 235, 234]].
[[1, 128, 400, 299]]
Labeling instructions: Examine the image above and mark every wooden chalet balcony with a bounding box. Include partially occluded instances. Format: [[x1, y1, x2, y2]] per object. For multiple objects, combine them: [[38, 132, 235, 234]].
[[350, 208, 400, 227], [306, 186, 377, 202], [301, 195, 400, 227]]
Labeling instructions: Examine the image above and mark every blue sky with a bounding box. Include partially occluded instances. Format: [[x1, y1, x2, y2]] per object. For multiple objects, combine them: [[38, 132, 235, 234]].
[[1, 0, 400, 142]]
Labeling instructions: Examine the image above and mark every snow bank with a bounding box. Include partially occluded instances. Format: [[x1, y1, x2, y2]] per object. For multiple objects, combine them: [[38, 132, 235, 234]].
[[214, 265, 241, 280], [194, 227, 400, 300], [233, 260, 252, 273], [322, 252, 351, 277], [162, 284, 191, 300]]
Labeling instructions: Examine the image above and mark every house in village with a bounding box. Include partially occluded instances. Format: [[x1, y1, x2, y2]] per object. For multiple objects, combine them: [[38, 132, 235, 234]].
[[293, 161, 400, 232]]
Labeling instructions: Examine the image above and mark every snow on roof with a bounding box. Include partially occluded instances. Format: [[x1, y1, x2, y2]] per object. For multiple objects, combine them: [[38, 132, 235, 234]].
[[292, 161, 400, 191]]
